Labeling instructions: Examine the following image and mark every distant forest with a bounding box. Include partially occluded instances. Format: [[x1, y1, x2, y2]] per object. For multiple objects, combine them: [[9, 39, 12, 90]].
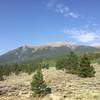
[[0, 52, 100, 80]]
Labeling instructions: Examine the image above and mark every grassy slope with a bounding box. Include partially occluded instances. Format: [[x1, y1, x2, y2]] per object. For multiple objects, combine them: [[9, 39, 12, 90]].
[[0, 64, 100, 100]]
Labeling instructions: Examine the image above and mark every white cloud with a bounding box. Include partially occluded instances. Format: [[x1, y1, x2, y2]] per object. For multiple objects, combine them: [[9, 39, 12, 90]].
[[64, 12, 79, 18], [56, 4, 69, 13], [64, 29, 98, 43], [75, 33, 97, 43], [56, 4, 79, 18], [45, 0, 79, 18]]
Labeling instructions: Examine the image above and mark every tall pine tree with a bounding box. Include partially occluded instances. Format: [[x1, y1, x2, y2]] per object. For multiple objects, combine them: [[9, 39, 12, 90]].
[[79, 54, 96, 78], [31, 68, 51, 97], [65, 52, 79, 74]]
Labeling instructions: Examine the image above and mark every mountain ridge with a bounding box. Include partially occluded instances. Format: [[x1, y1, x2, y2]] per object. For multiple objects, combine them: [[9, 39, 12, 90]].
[[0, 41, 100, 63]]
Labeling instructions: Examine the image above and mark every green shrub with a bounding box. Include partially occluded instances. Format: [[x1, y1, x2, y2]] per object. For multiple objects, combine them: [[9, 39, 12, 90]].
[[0, 74, 4, 81], [65, 52, 79, 73], [31, 68, 51, 97], [56, 52, 79, 74], [78, 54, 96, 78], [56, 58, 67, 70]]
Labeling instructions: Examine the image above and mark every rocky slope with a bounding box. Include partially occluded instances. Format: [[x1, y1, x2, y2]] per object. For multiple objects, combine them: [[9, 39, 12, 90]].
[[0, 64, 100, 100]]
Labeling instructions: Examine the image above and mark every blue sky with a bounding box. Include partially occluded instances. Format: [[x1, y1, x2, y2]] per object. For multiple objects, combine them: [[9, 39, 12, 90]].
[[0, 0, 100, 54]]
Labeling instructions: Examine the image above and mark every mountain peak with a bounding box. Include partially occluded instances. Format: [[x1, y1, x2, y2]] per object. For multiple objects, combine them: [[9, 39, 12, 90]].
[[22, 41, 74, 48], [90, 43, 100, 49], [92, 46, 100, 49], [45, 41, 72, 47], [21, 41, 75, 49]]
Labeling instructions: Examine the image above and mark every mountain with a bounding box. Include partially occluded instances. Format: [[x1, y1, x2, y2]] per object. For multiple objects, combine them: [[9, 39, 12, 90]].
[[92, 45, 100, 49], [0, 42, 100, 63]]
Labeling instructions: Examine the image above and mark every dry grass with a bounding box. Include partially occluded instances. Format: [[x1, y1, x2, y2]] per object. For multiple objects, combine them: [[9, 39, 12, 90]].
[[0, 63, 100, 100]]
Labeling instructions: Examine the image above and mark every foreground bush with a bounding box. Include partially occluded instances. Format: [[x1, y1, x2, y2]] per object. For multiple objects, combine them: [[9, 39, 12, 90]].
[[31, 68, 51, 97], [79, 54, 96, 77]]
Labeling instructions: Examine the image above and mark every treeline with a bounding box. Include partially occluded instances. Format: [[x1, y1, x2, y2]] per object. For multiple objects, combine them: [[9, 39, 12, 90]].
[[56, 52, 96, 77], [0, 60, 49, 81], [0, 52, 100, 81], [87, 52, 100, 64]]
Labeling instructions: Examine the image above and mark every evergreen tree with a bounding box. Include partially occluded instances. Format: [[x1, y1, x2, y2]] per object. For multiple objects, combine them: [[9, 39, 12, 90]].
[[0, 74, 4, 81], [65, 52, 79, 73], [56, 58, 67, 70], [0, 65, 4, 81], [31, 68, 51, 97], [79, 54, 96, 78]]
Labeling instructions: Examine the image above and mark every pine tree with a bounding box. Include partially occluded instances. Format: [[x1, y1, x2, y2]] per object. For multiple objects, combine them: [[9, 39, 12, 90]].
[[79, 54, 96, 78], [65, 52, 79, 73], [0, 65, 4, 81], [31, 68, 51, 97], [56, 58, 67, 70]]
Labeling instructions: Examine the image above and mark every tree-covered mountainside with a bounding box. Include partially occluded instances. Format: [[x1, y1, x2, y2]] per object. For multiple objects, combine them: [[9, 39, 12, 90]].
[[0, 43, 100, 63]]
